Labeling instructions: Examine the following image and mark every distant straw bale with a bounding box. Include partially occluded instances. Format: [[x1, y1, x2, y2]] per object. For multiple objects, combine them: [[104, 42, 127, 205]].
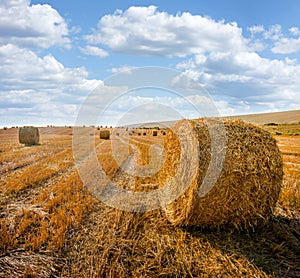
[[100, 130, 110, 140], [161, 119, 283, 230], [153, 130, 158, 136], [19, 126, 40, 146]]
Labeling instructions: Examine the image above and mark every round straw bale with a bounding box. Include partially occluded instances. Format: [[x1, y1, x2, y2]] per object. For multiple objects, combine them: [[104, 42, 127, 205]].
[[161, 119, 283, 230], [19, 126, 40, 146], [100, 130, 110, 140]]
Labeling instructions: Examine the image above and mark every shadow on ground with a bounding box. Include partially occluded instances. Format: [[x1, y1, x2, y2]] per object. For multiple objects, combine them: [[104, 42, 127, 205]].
[[185, 213, 300, 278]]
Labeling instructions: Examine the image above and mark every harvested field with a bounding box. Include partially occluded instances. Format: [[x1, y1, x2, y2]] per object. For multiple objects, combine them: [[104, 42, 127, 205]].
[[0, 118, 299, 277]]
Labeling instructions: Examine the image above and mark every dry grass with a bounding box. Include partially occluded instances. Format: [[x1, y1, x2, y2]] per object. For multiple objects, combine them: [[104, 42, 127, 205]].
[[0, 125, 299, 277], [1, 148, 74, 196], [0, 144, 61, 175], [275, 136, 300, 210], [60, 201, 300, 277], [60, 206, 270, 277], [0, 251, 61, 278]]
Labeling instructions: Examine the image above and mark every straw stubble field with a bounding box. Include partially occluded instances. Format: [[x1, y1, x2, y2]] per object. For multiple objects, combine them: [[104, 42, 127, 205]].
[[0, 120, 299, 277]]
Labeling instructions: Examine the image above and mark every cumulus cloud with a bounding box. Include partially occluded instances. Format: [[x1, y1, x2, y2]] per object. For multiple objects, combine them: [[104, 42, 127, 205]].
[[1, 3, 299, 125], [0, 0, 70, 49], [98, 94, 215, 125], [0, 1, 105, 126], [86, 5, 247, 57], [83, 6, 300, 114], [289, 27, 300, 36], [271, 37, 300, 54], [263, 24, 282, 40], [80, 45, 109, 57], [0, 44, 100, 90], [247, 24, 300, 54], [110, 66, 135, 74], [248, 25, 264, 35], [0, 44, 102, 126], [176, 47, 300, 114], [258, 24, 300, 54]]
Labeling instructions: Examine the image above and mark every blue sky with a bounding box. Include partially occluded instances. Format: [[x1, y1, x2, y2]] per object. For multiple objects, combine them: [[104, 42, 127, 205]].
[[1, 0, 300, 126]]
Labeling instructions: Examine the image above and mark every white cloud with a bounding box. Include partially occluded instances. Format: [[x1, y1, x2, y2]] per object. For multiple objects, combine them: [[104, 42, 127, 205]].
[[248, 24, 300, 55], [215, 99, 251, 116], [289, 27, 300, 36], [86, 6, 247, 57], [97, 92, 221, 125], [1, 3, 299, 126], [80, 45, 109, 58], [110, 66, 135, 74], [248, 25, 264, 35], [0, 44, 102, 126], [82, 6, 300, 115], [263, 24, 282, 40], [0, 0, 70, 49], [0, 44, 100, 89], [247, 24, 300, 54], [271, 37, 300, 54], [176, 47, 300, 112], [248, 40, 266, 52]]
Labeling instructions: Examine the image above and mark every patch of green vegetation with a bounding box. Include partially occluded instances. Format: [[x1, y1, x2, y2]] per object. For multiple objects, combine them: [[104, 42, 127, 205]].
[[262, 123, 300, 136]]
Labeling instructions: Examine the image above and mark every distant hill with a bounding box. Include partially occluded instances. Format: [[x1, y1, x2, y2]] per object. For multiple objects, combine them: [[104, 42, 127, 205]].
[[126, 109, 300, 128], [224, 109, 300, 125]]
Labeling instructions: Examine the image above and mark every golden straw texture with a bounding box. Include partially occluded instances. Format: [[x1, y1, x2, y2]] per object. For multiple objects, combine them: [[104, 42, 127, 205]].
[[100, 130, 110, 140], [162, 119, 283, 230], [19, 126, 40, 146]]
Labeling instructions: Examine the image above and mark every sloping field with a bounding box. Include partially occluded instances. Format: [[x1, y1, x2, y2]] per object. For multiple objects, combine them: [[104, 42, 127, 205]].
[[0, 115, 299, 277], [225, 109, 300, 125], [129, 109, 300, 128]]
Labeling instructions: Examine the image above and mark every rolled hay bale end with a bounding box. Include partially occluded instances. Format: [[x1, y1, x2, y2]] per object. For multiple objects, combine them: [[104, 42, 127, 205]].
[[100, 130, 110, 140], [19, 126, 40, 146], [161, 119, 283, 230], [143, 132, 147, 136], [153, 130, 158, 136]]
